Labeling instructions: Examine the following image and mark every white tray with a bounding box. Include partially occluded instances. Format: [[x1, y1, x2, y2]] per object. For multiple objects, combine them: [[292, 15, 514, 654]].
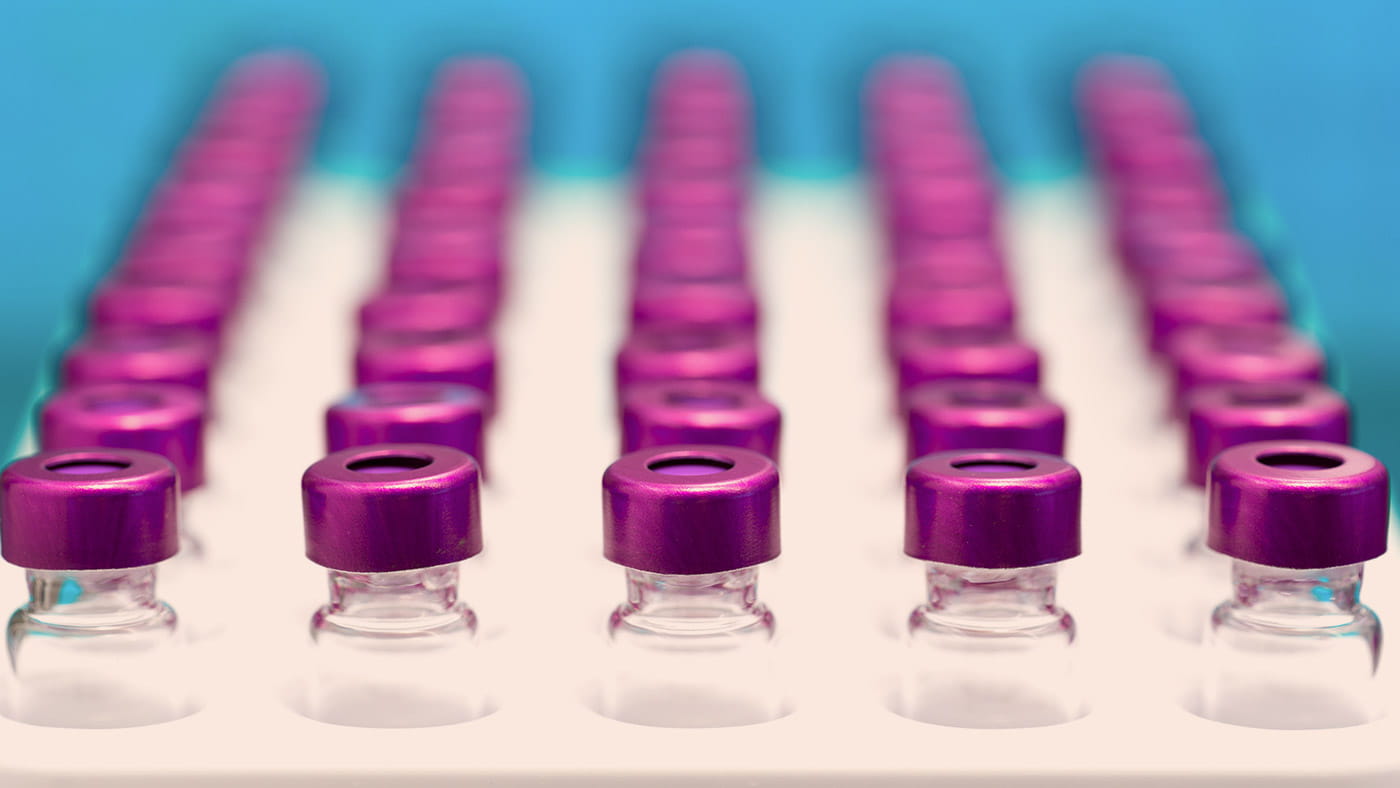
[[3, 175, 1395, 785]]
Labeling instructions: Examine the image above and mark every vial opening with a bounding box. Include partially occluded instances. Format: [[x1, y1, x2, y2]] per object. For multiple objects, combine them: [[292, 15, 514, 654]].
[[46, 459, 133, 475], [346, 455, 434, 474], [1228, 388, 1305, 407], [952, 459, 1037, 473], [664, 390, 743, 409], [82, 392, 166, 413], [1257, 452, 1344, 471], [647, 456, 736, 476], [948, 387, 1027, 408]]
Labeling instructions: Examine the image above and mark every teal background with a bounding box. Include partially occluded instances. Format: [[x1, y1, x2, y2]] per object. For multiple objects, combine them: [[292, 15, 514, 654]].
[[2, 0, 1398, 470]]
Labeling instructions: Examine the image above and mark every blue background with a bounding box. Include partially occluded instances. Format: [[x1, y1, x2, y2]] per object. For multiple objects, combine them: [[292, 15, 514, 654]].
[[3, 0, 1398, 468]]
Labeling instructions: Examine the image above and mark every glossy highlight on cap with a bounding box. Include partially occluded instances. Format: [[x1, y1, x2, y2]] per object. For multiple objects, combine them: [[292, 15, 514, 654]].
[[302, 443, 483, 573], [603, 445, 779, 575], [1, 448, 179, 570], [1185, 381, 1349, 486], [1208, 441, 1387, 569], [905, 450, 1081, 568]]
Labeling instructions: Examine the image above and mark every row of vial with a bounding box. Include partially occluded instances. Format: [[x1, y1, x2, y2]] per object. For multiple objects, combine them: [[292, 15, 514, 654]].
[[1080, 59, 1385, 730], [0, 52, 1391, 733], [9, 54, 323, 728]]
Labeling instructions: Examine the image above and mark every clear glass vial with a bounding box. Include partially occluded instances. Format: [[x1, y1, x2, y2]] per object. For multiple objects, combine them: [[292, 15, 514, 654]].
[[1161, 381, 1349, 640], [1198, 440, 1388, 729], [299, 443, 488, 727], [0, 448, 193, 728], [598, 445, 785, 727], [897, 450, 1085, 728]]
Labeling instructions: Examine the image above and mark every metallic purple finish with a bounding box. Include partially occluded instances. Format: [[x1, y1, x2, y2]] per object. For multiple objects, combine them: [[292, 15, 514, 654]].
[[892, 325, 1041, 396], [639, 134, 748, 179], [1167, 323, 1326, 402], [40, 383, 207, 492], [1208, 441, 1388, 569], [1184, 381, 1350, 487], [325, 382, 488, 473], [61, 330, 216, 395], [630, 280, 759, 331], [90, 280, 234, 338], [1127, 227, 1262, 282], [386, 222, 503, 290], [634, 223, 748, 282], [905, 380, 1066, 462], [905, 450, 1082, 568], [141, 177, 274, 236], [892, 236, 1005, 276], [872, 129, 985, 182], [1, 448, 179, 570], [638, 171, 747, 226], [354, 328, 497, 405], [886, 281, 1016, 340], [649, 52, 750, 136], [427, 57, 528, 136], [395, 180, 510, 225], [358, 280, 497, 335], [886, 173, 997, 239], [1100, 134, 1215, 185], [412, 129, 520, 185], [302, 444, 483, 573], [615, 325, 760, 389], [619, 380, 780, 459], [1145, 280, 1288, 353], [602, 445, 779, 575]]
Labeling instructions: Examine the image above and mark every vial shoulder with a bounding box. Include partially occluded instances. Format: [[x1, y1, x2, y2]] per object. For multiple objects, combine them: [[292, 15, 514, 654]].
[[311, 602, 477, 641], [908, 604, 1075, 643], [607, 601, 776, 643]]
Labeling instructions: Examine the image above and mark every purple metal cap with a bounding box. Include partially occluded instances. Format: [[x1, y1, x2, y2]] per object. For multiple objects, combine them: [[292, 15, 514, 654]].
[[355, 328, 497, 405], [905, 381, 1066, 462], [892, 236, 1005, 275], [631, 280, 759, 331], [639, 171, 747, 226], [893, 325, 1041, 396], [650, 52, 750, 135], [865, 56, 967, 131], [326, 383, 488, 473], [1100, 133, 1215, 185], [1185, 381, 1350, 487], [302, 444, 483, 573], [90, 280, 234, 338], [1, 448, 179, 570], [386, 222, 503, 289], [412, 128, 521, 184], [1127, 227, 1262, 282], [886, 173, 997, 239], [603, 445, 778, 574], [640, 134, 749, 178], [428, 57, 527, 125], [634, 223, 748, 281], [358, 280, 497, 335], [873, 129, 986, 181], [177, 134, 298, 183], [141, 176, 274, 237], [1167, 323, 1326, 401], [395, 181, 509, 227], [1208, 440, 1387, 569], [40, 383, 207, 492], [905, 450, 1082, 568], [1146, 280, 1289, 353], [616, 325, 760, 389], [886, 281, 1016, 340], [61, 330, 216, 395], [619, 380, 781, 459], [123, 224, 253, 278]]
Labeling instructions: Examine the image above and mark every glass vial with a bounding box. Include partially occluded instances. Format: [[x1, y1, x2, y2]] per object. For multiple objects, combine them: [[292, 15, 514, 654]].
[[299, 443, 488, 728], [598, 445, 785, 727], [1198, 439, 1388, 729], [0, 448, 192, 728], [1161, 381, 1350, 640], [897, 449, 1085, 728]]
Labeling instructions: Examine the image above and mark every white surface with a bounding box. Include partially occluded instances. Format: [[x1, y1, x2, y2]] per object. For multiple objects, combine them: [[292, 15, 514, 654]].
[[2, 175, 1397, 785]]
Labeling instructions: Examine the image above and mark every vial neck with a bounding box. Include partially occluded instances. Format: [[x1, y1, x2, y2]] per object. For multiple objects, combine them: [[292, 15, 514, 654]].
[[326, 565, 461, 618], [25, 567, 162, 623], [1229, 560, 1366, 624], [623, 567, 763, 622], [924, 563, 1059, 618]]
